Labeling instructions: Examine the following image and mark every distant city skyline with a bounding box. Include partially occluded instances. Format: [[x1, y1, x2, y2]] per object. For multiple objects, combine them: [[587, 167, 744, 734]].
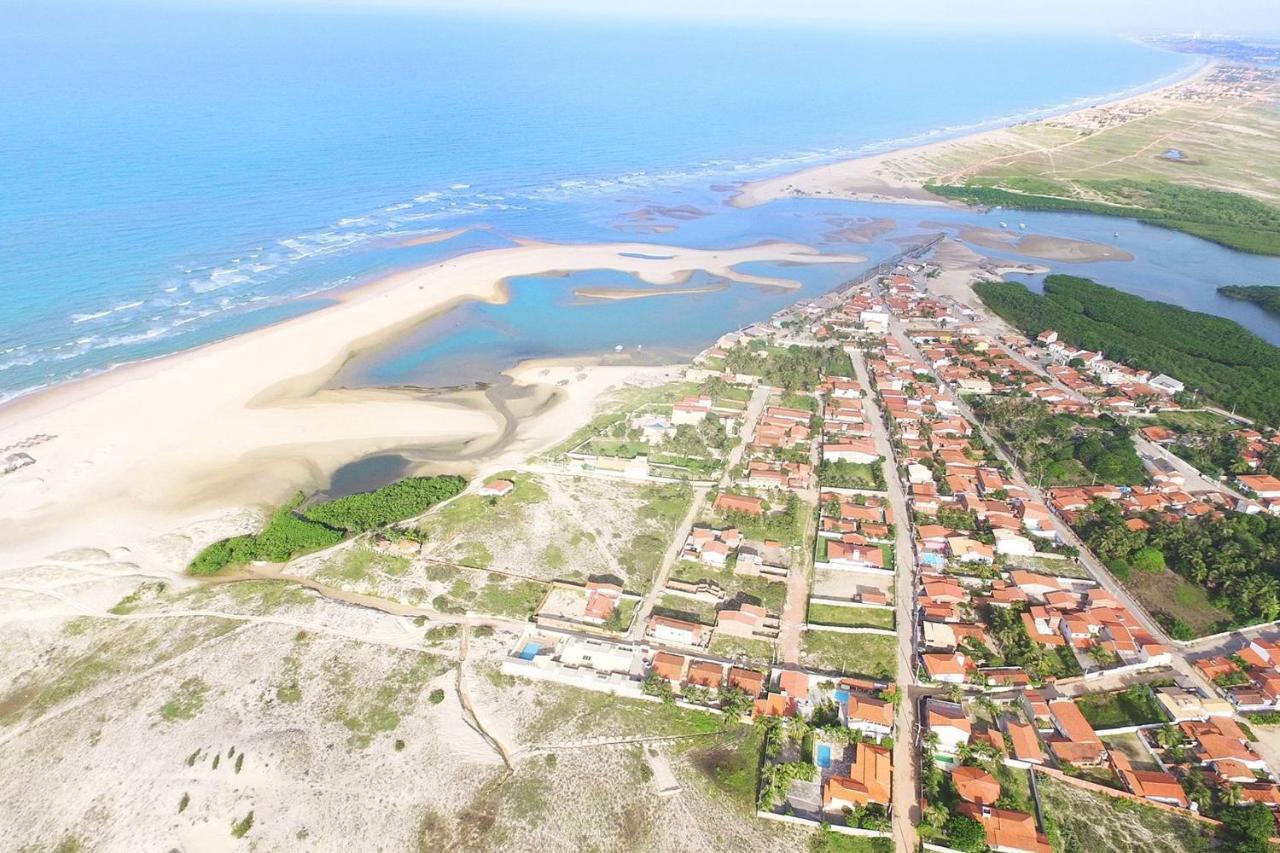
[[75, 0, 1280, 36]]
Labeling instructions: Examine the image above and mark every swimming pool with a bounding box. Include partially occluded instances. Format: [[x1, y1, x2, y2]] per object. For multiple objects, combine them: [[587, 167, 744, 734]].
[[518, 642, 541, 661], [817, 744, 832, 769]]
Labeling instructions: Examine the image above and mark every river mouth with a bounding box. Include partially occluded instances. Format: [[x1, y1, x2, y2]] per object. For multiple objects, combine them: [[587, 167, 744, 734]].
[[315, 375, 553, 499], [323, 453, 414, 500]]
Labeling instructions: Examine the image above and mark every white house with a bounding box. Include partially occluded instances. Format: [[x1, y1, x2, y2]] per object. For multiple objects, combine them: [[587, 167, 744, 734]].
[[823, 439, 879, 464], [907, 463, 934, 485], [925, 699, 972, 756], [993, 530, 1037, 557], [859, 310, 890, 331], [672, 396, 713, 425], [1150, 374, 1185, 395]]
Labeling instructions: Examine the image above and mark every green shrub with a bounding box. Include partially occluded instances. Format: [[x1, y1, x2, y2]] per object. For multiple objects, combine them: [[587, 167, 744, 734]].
[[230, 811, 254, 839], [304, 476, 466, 533], [187, 476, 465, 575]]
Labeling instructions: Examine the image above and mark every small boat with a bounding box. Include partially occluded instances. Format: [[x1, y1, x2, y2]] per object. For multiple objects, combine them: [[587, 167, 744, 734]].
[[999, 221, 1008, 229], [614, 344, 623, 352], [1018, 223, 1027, 230]]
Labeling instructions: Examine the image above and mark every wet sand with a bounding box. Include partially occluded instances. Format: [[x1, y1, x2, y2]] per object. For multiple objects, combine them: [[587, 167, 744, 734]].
[[951, 226, 1134, 263], [0, 239, 857, 575]]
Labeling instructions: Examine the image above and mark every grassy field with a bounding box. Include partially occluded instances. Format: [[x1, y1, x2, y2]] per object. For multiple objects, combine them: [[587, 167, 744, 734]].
[[314, 546, 410, 586], [1076, 688, 1166, 730], [652, 593, 718, 626], [1122, 566, 1233, 638], [799, 630, 896, 679], [1037, 772, 1214, 853], [1102, 732, 1160, 771], [818, 460, 882, 490], [809, 831, 893, 853], [430, 571, 548, 619], [418, 473, 691, 591], [708, 636, 777, 666], [1152, 410, 1236, 435], [669, 559, 788, 614], [806, 603, 894, 630], [918, 78, 1280, 254]]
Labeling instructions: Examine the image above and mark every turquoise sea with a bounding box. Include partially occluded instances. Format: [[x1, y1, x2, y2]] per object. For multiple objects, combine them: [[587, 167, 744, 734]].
[[3, 4, 1271, 401]]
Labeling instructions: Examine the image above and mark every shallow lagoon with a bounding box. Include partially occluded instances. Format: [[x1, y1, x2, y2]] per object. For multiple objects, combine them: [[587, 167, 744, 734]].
[[333, 189, 1280, 391]]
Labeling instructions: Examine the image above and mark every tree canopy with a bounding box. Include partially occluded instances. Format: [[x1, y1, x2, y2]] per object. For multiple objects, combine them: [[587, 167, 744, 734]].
[[974, 275, 1280, 426]]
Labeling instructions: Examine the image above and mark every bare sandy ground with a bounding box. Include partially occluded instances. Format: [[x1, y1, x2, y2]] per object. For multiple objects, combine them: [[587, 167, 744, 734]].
[[924, 238, 1049, 314], [732, 61, 1217, 209], [952, 226, 1134, 263], [0, 240, 861, 579]]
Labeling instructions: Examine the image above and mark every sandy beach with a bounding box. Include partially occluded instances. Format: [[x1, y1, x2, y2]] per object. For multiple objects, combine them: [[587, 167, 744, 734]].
[[732, 60, 1217, 209], [0, 239, 863, 577]]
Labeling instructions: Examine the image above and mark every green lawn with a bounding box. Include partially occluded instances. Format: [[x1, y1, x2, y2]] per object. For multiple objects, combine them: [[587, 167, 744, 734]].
[[806, 603, 894, 630], [1076, 688, 1166, 730], [809, 830, 894, 853], [718, 385, 753, 404], [584, 438, 651, 459], [799, 630, 896, 679], [819, 460, 882, 490]]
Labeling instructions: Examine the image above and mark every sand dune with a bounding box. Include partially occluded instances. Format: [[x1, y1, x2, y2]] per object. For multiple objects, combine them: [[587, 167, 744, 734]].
[[732, 61, 1217, 210]]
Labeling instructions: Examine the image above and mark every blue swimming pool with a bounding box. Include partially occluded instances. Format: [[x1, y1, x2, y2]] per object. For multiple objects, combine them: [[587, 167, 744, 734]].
[[834, 689, 850, 703], [518, 642, 541, 661], [817, 744, 832, 769]]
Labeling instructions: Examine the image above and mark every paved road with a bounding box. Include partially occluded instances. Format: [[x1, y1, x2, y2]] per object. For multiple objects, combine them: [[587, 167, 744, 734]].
[[887, 313, 1220, 697], [1180, 623, 1280, 657], [850, 345, 920, 853], [996, 345, 1241, 503], [1133, 434, 1243, 499]]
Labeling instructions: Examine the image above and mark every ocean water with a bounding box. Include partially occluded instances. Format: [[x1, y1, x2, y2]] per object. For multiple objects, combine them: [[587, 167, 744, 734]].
[[0, 6, 1207, 399]]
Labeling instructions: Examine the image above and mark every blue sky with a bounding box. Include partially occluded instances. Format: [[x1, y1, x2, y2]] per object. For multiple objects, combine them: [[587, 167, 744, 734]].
[[117, 0, 1280, 35]]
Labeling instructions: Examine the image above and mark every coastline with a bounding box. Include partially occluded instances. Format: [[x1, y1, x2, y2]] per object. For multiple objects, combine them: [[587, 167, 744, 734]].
[[0, 50, 1212, 577], [0, 239, 862, 575], [732, 55, 1214, 209]]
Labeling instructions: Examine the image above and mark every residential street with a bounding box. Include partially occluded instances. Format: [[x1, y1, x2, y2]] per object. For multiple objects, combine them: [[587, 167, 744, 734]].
[[850, 346, 920, 853], [628, 383, 771, 642], [885, 311, 1220, 698]]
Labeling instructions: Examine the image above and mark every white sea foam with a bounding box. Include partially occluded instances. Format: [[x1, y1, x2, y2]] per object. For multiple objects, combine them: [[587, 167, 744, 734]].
[[6, 54, 1206, 404], [70, 310, 111, 324]]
